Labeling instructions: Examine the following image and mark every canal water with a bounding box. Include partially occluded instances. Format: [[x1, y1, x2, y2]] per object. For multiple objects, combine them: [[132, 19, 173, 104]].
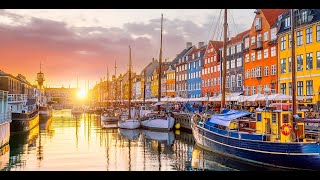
[[1, 109, 278, 171]]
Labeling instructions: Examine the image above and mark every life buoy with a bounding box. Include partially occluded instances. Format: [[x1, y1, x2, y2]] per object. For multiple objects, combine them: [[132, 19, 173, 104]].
[[281, 123, 292, 136]]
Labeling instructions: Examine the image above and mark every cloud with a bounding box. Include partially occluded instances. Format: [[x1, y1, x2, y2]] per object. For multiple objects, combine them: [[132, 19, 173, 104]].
[[0, 10, 251, 88]]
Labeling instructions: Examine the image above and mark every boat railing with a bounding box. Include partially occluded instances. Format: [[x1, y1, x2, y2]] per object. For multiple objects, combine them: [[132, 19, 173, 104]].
[[8, 94, 28, 103], [0, 112, 11, 124]]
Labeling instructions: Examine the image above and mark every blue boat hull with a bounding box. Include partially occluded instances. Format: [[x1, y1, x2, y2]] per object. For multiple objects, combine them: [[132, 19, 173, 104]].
[[192, 123, 320, 170]]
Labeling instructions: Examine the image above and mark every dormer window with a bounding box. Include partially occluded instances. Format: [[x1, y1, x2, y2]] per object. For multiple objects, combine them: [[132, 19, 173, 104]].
[[301, 10, 308, 23], [254, 17, 262, 31], [284, 17, 290, 28]]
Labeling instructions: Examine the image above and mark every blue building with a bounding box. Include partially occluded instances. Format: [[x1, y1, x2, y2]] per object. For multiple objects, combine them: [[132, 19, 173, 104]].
[[187, 42, 206, 99]]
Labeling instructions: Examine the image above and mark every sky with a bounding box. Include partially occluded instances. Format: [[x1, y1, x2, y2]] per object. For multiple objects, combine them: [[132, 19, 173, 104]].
[[0, 9, 255, 89]]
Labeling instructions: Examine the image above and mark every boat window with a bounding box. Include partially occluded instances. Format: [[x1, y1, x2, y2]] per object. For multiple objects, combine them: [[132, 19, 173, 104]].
[[272, 113, 277, 123], [282, 114, 289, 123], [257, 113, 262, 122]]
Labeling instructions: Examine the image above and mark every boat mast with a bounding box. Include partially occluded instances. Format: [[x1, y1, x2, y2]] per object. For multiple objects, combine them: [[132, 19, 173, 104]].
[[114, 59, 117, 107], [290, 9, 297, 115], [107, 66, 109, 109], [221, 9, 228, 109], [128, 46, 132, 119], [158, 14, 163, 112]]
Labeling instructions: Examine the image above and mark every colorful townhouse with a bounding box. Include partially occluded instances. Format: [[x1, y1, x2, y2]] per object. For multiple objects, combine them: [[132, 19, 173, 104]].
[[187, 42, 206, 98], [243, 9, 286, 95], [165, 65, 176, 98], [202, 41, 223, 97], [175, 42, 196, 98], [277, 9, 320, 109], [141, 58, 158, 99], [151, 61, 170, 98], [224, 30, 250, 94]]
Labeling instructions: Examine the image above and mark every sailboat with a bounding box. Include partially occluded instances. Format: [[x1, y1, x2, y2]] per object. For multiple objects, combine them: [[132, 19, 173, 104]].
[[101, 60, 120, 129], [140, 14, 175, 131], [118, 46, 141, 129], [191, 9, 320, 170]]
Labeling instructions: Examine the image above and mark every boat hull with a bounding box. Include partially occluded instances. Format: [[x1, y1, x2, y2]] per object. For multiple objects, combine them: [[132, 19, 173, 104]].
[[191, 123, 320, 170], [118, 119, 140, 129], [141, 117, 175, 131], [0, 121, 10, 149], [10, 113, 39, 133], [101, 115, 119, 129], [39, 109, 52, 123]]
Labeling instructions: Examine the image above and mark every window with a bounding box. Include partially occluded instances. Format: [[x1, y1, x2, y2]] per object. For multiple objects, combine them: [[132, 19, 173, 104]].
[[231, 75, 236, 87], [199, 60, 201, 67], [306, 28, 312, 44], [288, 82, 292, 96], [257, 50, 262, 60], [252, 86, 256, 95], [280, 36, 286, 50], [254, 17, 262, 30], [301, 10, 307, 23], [227, 48, 229, 56], [246, 70, 250, 79], [189, 63, 191, 69], [251, 52, 255, 61], [211, 57, 213, 62], [237, 44, 241, 53], [297, 30, 303, 46], [297, 81, 303, 96], [288, 34, 292, 48], [264, 66, 269, 76], [288, 57, 292, 72], [264, 85, 269, 91], [218, 65, 220, 72], [214, 78, 217, 86], [245, 54, 249, 63], [218, 77, 220, 85], [264, 31, 269, 42], [284, 17, 290, 28], [210, 67, 213, 73], [256, 66, 262, 77], [271, 28, 277, 40], [214, 66, 216, 72], [271, 65, 276, 75], [272, 114, 277, 123], [306, 80, 313, 96], [226, 76, 229, 88], [204, 68, 207, 75], [214, 55, 217, 61], [271, 47, 276, 57], [297, 54, 303, 71], [251, 69, 255, 78], [231, 46, 235, 55], [306, 53, 313, 70], [280, 83, 286, 95], [281, 58, 286, 74], [231, 59, 235, 69], [208, 67, 211, 74], [237, 74, 242, 87], [317, 25, 320, 42], [237, 58, 242, 67], [317, 51, 320, 69], [251, 36, 255, 45], [245, 37, 249, 49], [245, 86, 250, 96], [264, 48, 269, 58], [227, 61, 229, 70], [257, 85, 262, 93]]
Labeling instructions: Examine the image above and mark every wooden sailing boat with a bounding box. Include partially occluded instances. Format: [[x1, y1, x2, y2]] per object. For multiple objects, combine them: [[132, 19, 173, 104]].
[[191, 9, 320, 170], [118, 46, 141, 129], [140, 14, 175, 130]]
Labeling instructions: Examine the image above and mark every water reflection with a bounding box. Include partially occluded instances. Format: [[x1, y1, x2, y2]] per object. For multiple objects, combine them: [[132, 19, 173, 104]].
[[0, 109, 281, 171]]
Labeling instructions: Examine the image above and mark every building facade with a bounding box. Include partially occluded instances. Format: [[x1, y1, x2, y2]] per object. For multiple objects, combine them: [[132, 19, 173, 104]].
[[187, 43, 206, 98], [202, 41, 223, 97], [243, 9, 285, 95], [277, 9, 320, 108]]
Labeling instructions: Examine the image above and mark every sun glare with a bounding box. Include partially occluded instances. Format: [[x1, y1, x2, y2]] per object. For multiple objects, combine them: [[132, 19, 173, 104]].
[[77, 88, 87, 99]]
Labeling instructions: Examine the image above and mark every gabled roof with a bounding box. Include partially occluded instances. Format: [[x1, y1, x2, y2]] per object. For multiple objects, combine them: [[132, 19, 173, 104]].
[[166, 46, 192, 71], [227, 29, 250, 45], [261, 9, 288, 26]]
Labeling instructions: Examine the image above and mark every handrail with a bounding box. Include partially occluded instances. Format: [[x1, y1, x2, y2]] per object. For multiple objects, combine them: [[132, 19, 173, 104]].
[[8, 94, 28, 102]]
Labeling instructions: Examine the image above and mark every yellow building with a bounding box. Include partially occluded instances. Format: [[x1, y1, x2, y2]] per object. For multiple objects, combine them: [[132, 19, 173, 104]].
[[278, 9, 320, 109], [151, 69, 158, 98]]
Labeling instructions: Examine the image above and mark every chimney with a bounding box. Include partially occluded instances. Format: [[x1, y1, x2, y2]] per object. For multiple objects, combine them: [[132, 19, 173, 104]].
[[198, 42, 204, 48], [186, 42, 192, 49]]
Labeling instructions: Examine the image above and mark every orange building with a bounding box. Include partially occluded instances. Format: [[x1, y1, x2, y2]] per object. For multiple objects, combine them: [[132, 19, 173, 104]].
[[243, 9, 286, 95], [202, 41, 223, 97], [166, 65, 175, 97]]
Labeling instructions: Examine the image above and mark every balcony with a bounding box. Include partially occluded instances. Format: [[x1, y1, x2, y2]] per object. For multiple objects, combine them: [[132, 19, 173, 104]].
[[251, 41, 262, 50], [8, 94, 28, 103]]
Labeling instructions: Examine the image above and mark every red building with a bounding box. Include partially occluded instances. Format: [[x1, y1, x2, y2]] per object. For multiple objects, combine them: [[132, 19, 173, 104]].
[[202, 41, 223, 97]]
